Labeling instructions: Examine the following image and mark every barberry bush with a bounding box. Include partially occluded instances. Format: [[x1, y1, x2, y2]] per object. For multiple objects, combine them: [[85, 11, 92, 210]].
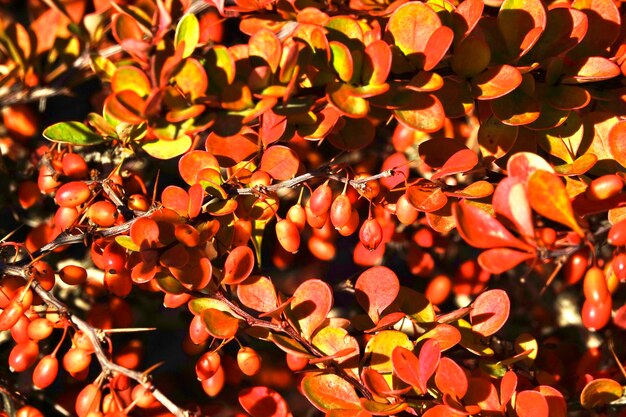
[[0, 0, 626, 416]]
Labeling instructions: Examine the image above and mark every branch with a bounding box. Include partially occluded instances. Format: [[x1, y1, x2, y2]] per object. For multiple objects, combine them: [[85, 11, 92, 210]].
[[2, 263, 201, 417], [210, 289, 374, 400]]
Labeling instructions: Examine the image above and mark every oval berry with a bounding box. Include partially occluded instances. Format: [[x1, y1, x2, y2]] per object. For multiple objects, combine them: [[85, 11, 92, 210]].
[[359, 217, 383, 251], [201, 365, 225, 397], [586, 174, 623, 201], [87, 200, 118, 227], [63, 348, 92, 374], [237, 347, 262, 376], [287, 204, 306, 232], [425, 274, 452, 305], [33, 355, 59, 389], [309, 181, 332, 216], [9, 340, 39, 372], [563, 249, 589, 286], [54, 181, 91, 208], [75, 384, 102, 417], [582, 297, 612, 331], [396, 193, 418, 225], [59, 265, 88, 285], [62, 153, 88, 179], [608, 219, 626, 246], [330, 194, 352, 229], [583, 267, 609, 303], [196, 351, 221, 380], [276, 218, 300, 253]]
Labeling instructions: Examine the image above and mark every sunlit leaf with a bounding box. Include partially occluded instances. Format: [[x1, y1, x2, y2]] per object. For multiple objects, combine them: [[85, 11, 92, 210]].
[[202, 308, 240, 338], [364, 330, 413, 372], [222, 246, 255, 285], [434, 357, 468, 398], [580, 378, 623, 409], [470, 289, 510, 336], [453, 202, 533, 251], [471, 65, 522, 100], [288, 279, 333, 340], [260, 145, 299, 181], [175, 13, 200, 58], [355, 266, 400, 324], [478, 248, 535, 274], [516, 390, 549, 417], [301, 373, 361, 412], [237, 276, 278, 313], [239, 386, 290, 417], [43, 122, 104, 145], [142, 135, 192, 159], [528, 170, 583, 236]]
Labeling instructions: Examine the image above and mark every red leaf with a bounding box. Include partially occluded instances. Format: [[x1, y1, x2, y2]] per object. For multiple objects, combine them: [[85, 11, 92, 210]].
[[237, 276, 278, 313], [179, 150, 220, 185], [506, 152, 554, 183], [515, 390, 549, 417], [492, 177, 533, 237], [202, 308, 240, 339], [392, 346, 422, 392], [527, 170, 584, 236], [205, 129, 259, 167], [434, 357, 468, 399], [478, 248, 535, 274], [463, 378, 500, 411], [418, 339, 441, 393], [535, 385, 567, 417], [161, 186, 190, 218], [499, 370, 517, 407], [609, 120, 626, 168], [453, 203, 533, 251], [260, 145, 300, 181], [470, 289, 510, 337], [471, 65, 522, 100], [289, 279, 333, 340], [355, 266, 400, 324], [239, 386, 290, 417], [222, 246, 255, 285], [431, 149, 478, 181]]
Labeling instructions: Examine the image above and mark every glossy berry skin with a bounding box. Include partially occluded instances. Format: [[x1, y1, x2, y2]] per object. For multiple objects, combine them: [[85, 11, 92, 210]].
[[196, 351, 221, 380], [608, 219, 626, 246], [330, 194, 352, 229], [75, 384, 102, 417], [359, 218, 383, 251], [583, 267, 609, 303], [33, 355, 58, 389], [287, 204, 306, 232], [87, 200, 118, 227], [9, 340, 39, 372], [54, 181, 91, 207], [59, 265, 88, 285], [395, 194, 418, 225], [582, 297, 612, 331], [201, 365, 225, 397], [309, 182, 333, 216], [62, 153, 88, 179], [563, 249, 589, 286], [276, 218, 300, 253], [237, 347, 262, 376], [586, 174, 623, 201]]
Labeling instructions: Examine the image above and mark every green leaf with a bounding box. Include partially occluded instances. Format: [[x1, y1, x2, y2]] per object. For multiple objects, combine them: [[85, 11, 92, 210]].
[[43, 121, 105, 146], [175, 13, 200, 59]]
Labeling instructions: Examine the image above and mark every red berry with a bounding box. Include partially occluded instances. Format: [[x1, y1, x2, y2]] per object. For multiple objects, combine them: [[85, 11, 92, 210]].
[[582, 297, 612, 331], [359, 217, 383, 251], [33, 355, 59, 389], [87, 200, 118, 227], [237, 347, 262, 376], [276, 218, 300, 253], [309, 181, 332, 216], [54, 181, 91, 207], [608, 219, 626, 246], [586, 174, 623, 201], [196, 351, 221, 380], [9, 340, 39, 372], [583, 267, 609, 303], [62, 153, 88, 179], [59, 265, 88, 285], [330, 194, 352, 229]]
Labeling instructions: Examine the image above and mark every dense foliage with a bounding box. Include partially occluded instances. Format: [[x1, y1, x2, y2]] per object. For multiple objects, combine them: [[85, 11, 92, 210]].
[[1, 0, 626, 416]]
